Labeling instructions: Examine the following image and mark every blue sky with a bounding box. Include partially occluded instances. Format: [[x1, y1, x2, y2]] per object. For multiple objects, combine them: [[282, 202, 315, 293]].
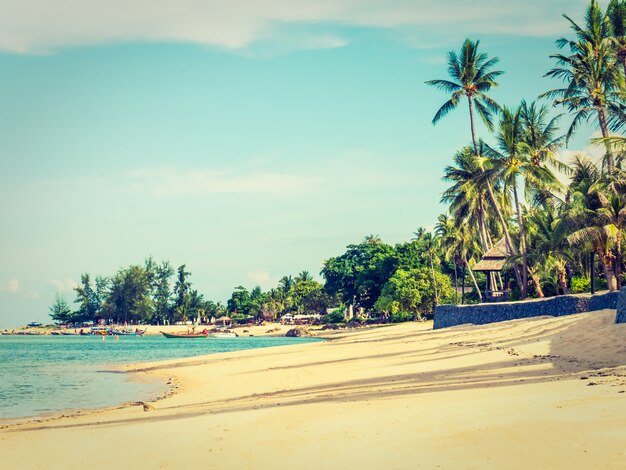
[[0, 0, 601, 328]]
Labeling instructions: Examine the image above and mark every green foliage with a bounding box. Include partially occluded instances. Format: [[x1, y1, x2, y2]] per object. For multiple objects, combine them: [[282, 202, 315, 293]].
[[321, 236, 399, 310], [323, 307, 345, 324], [49, 293, 73, 323], [375, 268, 454, 321], [570, 276, 590, 293]]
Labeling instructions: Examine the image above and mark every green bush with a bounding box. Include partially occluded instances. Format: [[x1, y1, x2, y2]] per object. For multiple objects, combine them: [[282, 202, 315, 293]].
[[323, 308, 345, 324], [388, 311, 413, 323], [570, 276, 590, 294]]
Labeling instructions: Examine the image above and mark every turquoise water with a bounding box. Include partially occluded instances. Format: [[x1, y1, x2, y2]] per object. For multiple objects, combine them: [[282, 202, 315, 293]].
[[0, 334, 320, 420]]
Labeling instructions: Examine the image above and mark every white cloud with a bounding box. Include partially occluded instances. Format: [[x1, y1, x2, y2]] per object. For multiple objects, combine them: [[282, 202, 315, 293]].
[[246, 269, 273, 288], [127, 167, 319, 197], [0, 0, 585, 54], [48, 278, 79, 292], [558, 131, 607, 166], [6, 278, 19, 293], [0, 278, 40, 299]]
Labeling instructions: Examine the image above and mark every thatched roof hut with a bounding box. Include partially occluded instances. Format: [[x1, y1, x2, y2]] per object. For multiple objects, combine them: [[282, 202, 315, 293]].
[[215, 316, 232, 326], [472, 238, 510, 273]]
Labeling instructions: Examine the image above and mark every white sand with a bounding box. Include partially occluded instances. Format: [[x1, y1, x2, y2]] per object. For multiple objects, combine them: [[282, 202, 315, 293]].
[[1, 310, 625, 469]]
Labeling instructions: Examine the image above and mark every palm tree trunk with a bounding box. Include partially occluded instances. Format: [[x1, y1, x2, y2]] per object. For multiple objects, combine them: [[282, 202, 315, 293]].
[[461, 263, 466, 304], [477, 204, 489, 252], [557, 265, 569, 295], [453, 262, 459, 304], [600, 250, 618, 291], [512, 183, 529, 298], [598, 107, 615, 170], [528, 266, 544, 297], [468, 96, 478, 154], [464, 255, 482, 300], [615, 235, 622, 290], [484, 180, 525, 296]]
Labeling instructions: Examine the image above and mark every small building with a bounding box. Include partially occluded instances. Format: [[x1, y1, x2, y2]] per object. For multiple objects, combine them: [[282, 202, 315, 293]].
[[472, 238, 512, 303], [215, 316, 232, 327]]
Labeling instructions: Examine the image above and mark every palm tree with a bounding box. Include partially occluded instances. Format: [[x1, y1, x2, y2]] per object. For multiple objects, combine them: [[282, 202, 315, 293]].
[[442, 147, 503, 252], [434, 213, 483, 303], [484, 105, 563, 298], [526, 206, 572, 295], [607, 0, 626, 78], [296, 271, 313, 282], [412, 229, 440, 304], [566, 156, 622, 290], [543, 0, 623, 170], [426, 39, 503, 153], [520, 100, 567, 171], [434, 214, 460, 303]]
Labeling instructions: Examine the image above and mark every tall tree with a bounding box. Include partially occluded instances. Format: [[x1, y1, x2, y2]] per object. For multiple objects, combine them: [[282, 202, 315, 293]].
[[172, 265, 192, 323], [484, 105, 562, 298], [544, 0, 623, 170], [426, 38, 503, 153]]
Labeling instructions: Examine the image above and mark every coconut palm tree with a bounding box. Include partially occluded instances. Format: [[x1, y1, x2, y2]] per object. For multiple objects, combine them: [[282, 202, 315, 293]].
[[526, 206, 572, 295], [442, 147, 503, 252], [607, 0, 626, 77], [543, 0, 623, 170], [434, 213, 483, 302], [484, 105, 563, 297], [566, 156, 622, 290], [426, 39, 503, 153], [412, 229, 440, 304], [434, 214, 460, 303]]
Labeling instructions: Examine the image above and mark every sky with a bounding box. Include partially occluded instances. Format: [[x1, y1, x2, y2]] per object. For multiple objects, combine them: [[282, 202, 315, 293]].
[[0, 0, 602, 328]]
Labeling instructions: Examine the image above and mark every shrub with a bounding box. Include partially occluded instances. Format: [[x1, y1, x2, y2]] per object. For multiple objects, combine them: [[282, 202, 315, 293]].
[[570, 276, 590, 294], [323, 307, 345, 324]]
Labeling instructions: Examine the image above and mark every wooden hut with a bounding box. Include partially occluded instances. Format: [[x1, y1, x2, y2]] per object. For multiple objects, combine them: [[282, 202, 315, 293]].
[[215, 316, 232, 327], [472, 238, 512, 302]]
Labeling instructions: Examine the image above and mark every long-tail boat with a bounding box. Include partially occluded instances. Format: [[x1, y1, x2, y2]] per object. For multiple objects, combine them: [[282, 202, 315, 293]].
[[160, 330, 208, 338]]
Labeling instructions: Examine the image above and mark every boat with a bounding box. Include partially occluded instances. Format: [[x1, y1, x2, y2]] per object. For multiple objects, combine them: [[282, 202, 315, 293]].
[[209, 331, 238, 338], [90, 327, 111, 336], [161, 331, 208, 339], [113, 328, 146, 336]]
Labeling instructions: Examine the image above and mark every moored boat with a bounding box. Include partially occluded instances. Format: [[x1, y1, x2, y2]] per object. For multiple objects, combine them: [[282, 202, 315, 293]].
[[161, 330, 208, 339], [209, 331, 238, 338]]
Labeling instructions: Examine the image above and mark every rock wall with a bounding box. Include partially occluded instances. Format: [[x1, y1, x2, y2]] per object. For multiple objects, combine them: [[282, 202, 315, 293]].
[[434, 291, 619, 330], [615, 288, 626, 324]]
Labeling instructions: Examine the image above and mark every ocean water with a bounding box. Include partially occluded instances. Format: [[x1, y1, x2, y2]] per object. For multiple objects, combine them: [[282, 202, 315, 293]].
[[0, 334, 320, 420]]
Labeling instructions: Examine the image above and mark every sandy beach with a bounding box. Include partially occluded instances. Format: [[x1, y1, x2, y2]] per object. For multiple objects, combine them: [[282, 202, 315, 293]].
[[1, 310, 625, 469]]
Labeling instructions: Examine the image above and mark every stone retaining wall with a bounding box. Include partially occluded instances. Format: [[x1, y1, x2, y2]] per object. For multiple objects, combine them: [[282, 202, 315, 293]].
[[433, 290, 619, 330], [616, 288, 626, 324]]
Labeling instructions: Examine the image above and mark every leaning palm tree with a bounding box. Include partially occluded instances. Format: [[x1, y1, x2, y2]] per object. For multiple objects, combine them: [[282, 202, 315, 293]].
[[442, 146, 504, 252], [426, 39, 503, 153], [543, 0, 624, 170]]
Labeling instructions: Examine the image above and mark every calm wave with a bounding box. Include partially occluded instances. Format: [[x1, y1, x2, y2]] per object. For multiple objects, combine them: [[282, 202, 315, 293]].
[[0, 334, 320, 419]]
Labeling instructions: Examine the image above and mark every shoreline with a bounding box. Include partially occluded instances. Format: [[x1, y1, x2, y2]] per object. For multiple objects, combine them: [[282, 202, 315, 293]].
[[2, 311, 625, 469], [0, 328, 340, 426]]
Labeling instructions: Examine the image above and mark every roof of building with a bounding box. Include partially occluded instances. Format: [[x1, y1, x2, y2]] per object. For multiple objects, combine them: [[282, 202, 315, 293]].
[[472, 238, 512, 272]]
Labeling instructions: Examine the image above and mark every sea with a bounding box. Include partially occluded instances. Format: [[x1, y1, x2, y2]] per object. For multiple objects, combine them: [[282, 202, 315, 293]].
[[0, 334, 320, 420]]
